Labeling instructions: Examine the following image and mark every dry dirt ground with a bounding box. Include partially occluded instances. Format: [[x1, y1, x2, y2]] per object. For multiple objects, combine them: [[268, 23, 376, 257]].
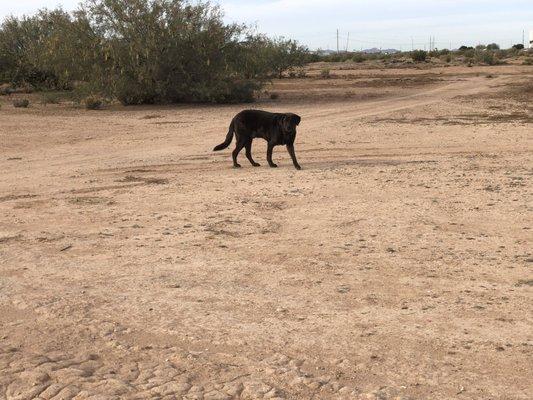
[[0, 64, 532, 400]]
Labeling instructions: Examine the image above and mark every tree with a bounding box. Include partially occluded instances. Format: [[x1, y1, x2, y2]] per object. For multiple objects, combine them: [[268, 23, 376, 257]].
[[265, 37, 308, 79], [487, 43, 500, 50], [0, 0, 309, 103], [512, 44, 525, 50]]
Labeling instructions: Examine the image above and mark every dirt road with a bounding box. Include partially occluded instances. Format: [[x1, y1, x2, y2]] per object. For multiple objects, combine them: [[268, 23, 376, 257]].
[[1, 64, 532, 399]]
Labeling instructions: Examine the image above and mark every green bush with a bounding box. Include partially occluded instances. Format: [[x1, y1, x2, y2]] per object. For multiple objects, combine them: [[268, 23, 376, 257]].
[[411, 50, 427, 62], [523, 58, 533, 65], [13, 99, 29, 108], [463, 49, 475, 59], [475, 51, 497, 65], [0, 0, 309, 104], [352, 53, 366, 63]]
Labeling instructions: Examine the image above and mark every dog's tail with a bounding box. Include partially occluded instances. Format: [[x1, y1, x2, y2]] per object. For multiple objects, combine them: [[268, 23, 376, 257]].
[[213, 119, 235, 151]]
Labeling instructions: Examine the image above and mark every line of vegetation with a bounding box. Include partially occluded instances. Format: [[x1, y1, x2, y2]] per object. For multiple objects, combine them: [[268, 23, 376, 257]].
[[311, 43, 531, 66], [1, 1, 531, 106], [0, 0, 309, 105]]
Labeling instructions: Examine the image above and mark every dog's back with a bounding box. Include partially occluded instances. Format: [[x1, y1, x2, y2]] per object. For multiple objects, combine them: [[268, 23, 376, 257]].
[[233, 109, 279, 132]]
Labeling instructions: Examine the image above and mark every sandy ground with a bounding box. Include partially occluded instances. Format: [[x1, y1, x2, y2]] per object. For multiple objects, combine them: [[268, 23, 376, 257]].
[[0, 64, 532, 400]]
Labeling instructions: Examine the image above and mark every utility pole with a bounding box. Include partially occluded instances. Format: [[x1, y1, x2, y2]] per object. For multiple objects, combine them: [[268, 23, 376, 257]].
[[523, 30, 525, 47], [411, 36, 414, 51], [346, 32, 350, 52], [336, 29, 339, 54]]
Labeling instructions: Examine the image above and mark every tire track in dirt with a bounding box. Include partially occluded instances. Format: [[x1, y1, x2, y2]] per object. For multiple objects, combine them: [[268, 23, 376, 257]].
[[299, 76, 505, 126]]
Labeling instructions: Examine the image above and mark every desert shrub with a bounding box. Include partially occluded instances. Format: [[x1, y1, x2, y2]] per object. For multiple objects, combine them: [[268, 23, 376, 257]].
[[0, 0, 308, 104], [523, 58, 533, 65], [411, 50, 427, 62], [0, 10, 94, 90], [13, 99, 29, 108], [475, 51, 497, 65], [487, 43, 500, 50], [322, 53, 345, 62], [352, 53, 366, 63], [463, 49, 475, 59], [512, 44, 524, 50], [84, 96, 103, 110], [259, 37, 309, 79], [320, 68, 331, 79]]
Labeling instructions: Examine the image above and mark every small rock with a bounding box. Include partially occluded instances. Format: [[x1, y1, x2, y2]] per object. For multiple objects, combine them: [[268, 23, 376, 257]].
[[337, 285, 350, 293]]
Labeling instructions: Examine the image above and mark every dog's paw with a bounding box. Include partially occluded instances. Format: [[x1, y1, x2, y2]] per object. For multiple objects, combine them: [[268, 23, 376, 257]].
[[252, 163, 261, 167], [294, 165, 302, 170], [233, 164, 242, 168], [269, 163, 278, 168]]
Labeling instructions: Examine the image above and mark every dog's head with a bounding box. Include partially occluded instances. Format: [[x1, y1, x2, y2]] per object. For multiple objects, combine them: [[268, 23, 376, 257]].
[[280, 113, 301, 136]]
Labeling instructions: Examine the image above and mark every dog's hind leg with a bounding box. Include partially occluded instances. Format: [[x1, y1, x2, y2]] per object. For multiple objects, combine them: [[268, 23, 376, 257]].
[[245, 140, 260, 167], [232, 137, 246, 168], [267, 142, 277, 168]]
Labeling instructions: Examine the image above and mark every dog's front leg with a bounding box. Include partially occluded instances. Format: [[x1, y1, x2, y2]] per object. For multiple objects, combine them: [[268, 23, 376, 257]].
[[267, 143, 277, 168], [286, 144, 301, 170]]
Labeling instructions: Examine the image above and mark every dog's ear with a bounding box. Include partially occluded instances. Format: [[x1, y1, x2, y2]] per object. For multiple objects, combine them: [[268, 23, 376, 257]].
[[291, 114, 301, 126]]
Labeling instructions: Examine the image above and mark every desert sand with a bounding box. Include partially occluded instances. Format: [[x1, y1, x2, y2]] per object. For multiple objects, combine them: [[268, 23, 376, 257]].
[[1, 63, 532, 399]]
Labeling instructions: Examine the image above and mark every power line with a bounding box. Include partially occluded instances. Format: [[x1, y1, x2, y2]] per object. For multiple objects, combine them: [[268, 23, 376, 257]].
[[303, 30, 523, 50]]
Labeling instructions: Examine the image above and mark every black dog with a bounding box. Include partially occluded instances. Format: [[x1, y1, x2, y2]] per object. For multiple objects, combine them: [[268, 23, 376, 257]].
[[213, 110, 302, 170]]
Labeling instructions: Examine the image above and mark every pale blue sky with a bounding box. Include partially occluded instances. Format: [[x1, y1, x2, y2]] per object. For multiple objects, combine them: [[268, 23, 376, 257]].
[[1, 0, 532, 49]]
